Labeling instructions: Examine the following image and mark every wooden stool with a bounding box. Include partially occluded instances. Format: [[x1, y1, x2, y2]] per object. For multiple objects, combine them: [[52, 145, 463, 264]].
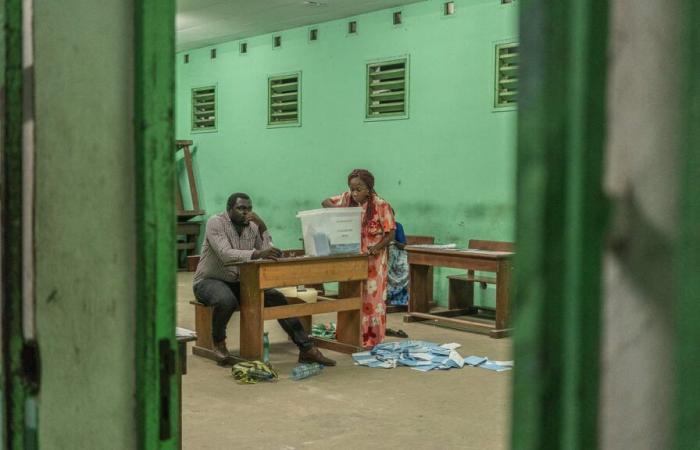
[[189, 300, 219, 361]]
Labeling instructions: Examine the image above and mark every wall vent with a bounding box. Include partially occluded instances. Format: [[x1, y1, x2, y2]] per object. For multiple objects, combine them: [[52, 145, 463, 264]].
[[393, 11, 402, 25], [495, 43, 519, 107], [444, 2, 455, 15], [309, 28, 319, 41], [268, 73, 300, 126], [273, 35, 282, 48], [348, 21, 357, 34], [240, 42, 248, 54], [366, 58, 408, 119], [191, 86, 216, 131]]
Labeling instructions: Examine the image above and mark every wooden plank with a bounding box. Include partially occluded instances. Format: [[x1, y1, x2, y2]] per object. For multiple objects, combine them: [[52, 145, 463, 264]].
[[495, 260, 512, 330], [428, 308, 478, 318], [176, 222, 201, 234], [262, 297, 361, 321], [181, 144, 200, 211], [447, 273, 498, 284], [405, 312, 495, 331], [407, 250, 501, 271], [311, 337, 363, 354], [386, 305, 407, 314], [192, 303, 213, 350], [468, 239, 515, 252], [336, 280, 363, 348], [238, 265, 265, 360], [258, 257, 367, 289]]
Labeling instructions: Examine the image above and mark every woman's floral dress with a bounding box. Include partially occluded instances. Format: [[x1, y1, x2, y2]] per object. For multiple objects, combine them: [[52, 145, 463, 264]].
[[327, 191, 395, 347]]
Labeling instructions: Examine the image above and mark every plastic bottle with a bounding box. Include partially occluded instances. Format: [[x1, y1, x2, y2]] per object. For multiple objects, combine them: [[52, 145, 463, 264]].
[[290, 363, 323, 380], [262, 332, 270, 364]]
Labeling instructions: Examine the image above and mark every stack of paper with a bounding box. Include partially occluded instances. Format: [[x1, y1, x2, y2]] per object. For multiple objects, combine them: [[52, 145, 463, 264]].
[[352, 341, 465, 372], [352, 341, 513, 374]]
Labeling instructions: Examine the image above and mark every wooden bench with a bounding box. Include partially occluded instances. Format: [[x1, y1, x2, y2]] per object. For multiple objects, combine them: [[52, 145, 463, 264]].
[[404, 238, 515, 338], [447, 239, 514, 314], [190, 295, 314, 363]]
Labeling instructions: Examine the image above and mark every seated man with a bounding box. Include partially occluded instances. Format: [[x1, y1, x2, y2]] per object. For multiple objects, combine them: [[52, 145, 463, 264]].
[[193, 192, 336, 366]]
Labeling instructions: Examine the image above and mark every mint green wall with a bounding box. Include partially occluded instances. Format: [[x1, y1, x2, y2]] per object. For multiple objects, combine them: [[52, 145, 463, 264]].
[[176, 0, 518, 305]]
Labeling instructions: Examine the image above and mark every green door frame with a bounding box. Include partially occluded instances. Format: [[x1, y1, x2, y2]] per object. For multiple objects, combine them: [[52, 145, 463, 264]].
[[134, 1, 178, 449], [675, 1, 700, 449], [511, 1, 609, 449]]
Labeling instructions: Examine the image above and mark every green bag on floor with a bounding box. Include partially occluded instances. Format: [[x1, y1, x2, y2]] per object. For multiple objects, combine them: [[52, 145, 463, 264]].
[[232, 361, 278, 384]]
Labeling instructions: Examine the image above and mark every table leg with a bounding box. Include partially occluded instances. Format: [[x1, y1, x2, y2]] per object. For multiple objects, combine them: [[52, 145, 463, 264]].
[[494, 260, 512, 331], [239, 265, 265, 360], [336, 280, 362, 347], [408, 264, 430, 313]]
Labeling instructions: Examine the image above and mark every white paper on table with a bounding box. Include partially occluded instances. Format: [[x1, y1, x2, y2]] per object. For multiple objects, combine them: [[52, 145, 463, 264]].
[[440, 342, 462, 350], [412, 353, 435, 361]]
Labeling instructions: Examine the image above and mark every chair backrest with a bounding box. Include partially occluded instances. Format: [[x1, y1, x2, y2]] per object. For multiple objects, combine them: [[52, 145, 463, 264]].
[[468, 239, 515, 252], [406, 235, 435, 245]]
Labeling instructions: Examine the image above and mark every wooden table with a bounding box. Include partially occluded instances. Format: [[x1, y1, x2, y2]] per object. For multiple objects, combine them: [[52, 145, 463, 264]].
[[404, 247, 514, 338], [233, 254, 368, 360]]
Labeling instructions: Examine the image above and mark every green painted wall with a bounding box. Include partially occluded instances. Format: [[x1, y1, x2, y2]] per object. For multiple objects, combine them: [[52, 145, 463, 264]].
[[34, 1, 137, 448], [176, 0, 518, 305]]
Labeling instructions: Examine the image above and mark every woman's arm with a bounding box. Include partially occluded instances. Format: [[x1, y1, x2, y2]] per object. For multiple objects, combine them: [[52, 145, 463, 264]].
[[321, 198, 335, 208], [368, 230, 395, 256]]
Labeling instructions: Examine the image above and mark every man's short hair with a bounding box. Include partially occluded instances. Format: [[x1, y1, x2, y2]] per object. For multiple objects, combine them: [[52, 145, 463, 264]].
[[226, 192, 251, 211]]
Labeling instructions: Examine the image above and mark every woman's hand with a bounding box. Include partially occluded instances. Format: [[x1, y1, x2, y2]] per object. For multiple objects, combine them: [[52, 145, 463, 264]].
[[321, 198, 334, 208]]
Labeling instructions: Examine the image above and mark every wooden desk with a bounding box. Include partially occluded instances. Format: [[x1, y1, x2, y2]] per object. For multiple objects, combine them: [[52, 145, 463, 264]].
[[233, 255, 368, 360], [404, 247, 514, 338]]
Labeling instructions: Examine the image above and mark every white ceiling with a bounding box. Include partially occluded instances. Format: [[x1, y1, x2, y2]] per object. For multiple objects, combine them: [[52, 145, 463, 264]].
[[176, 0, 426, 51]]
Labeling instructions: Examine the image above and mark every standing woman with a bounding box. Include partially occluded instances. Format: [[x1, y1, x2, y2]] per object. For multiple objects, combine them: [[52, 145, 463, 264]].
[[322, 169, 395, 347]]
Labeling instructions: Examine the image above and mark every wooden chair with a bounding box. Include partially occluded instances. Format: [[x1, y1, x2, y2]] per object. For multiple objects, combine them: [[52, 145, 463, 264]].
[[447, 239, 515, 312], [176, 140, 204, 270]]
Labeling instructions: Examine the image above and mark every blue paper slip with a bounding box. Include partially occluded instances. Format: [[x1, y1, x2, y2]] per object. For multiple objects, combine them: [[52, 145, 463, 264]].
[[480, 361, 512, 372], [464, 356, 488, 367]]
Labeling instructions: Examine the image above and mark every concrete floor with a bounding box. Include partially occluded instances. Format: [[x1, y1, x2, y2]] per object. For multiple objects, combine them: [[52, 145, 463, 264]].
[[177, 272, 512, 450]]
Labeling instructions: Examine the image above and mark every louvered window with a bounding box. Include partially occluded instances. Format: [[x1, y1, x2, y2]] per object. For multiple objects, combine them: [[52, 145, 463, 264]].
[[366, 58, 408, 119], [191, 86, 216, 131], [268, 73, 300, 126], [495, 43, 518, 108]]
